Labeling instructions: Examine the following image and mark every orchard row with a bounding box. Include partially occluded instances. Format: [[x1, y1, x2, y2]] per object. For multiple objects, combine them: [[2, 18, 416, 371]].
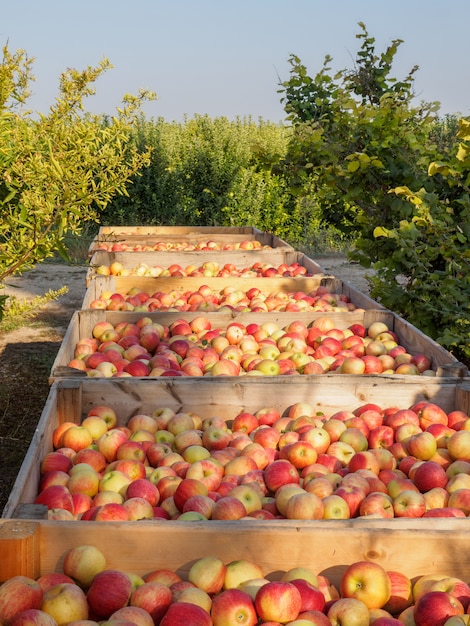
[[88, 284, 355, 314], [34, 398, 470, 522], [94, 260, 312, 278], [66, 316, 434, 378], [94, 238, 270, 253]]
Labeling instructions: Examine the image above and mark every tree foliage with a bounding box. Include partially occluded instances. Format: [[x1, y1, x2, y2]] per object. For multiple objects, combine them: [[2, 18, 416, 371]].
[[278, 23, 470, 363], [374, 120, 470, 362], [0, 43, 156, 286], [101, 115, 303, 242]]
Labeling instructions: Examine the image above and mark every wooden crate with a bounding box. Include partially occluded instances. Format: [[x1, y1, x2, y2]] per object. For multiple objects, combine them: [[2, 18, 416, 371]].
[[88, 226, 293, 256], [3, 515, 470, 585], [49, 308, 466, 382], [4, 375, 470, 521], [86, 250, 321, 285], [81, 275, 384, 311]]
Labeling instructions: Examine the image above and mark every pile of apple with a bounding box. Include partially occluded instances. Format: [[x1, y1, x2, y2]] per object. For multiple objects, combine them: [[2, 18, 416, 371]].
[[35, 397, 470, 524], [88, 284, 356, 314], [94, 260, 312, 278], [67, 316, 435, 378], [95, 238, 269, 252], [2, 543, 470, 626]]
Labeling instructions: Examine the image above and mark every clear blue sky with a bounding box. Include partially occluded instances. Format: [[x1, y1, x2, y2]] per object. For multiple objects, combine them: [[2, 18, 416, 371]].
[[2, 0, 469, 122]]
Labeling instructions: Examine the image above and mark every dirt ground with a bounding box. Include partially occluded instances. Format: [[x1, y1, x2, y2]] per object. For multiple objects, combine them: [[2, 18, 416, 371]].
[[0, 256, 373, 514]]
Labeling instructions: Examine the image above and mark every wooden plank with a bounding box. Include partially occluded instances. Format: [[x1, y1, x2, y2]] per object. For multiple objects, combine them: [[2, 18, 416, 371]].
[[0, 521, 40, 580], [3, 518, 470, 585]]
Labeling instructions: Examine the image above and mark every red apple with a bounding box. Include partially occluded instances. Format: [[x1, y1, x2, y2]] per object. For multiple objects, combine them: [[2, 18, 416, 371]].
[[0, 577, 43, 625], [160, 601, 212, 625], [264, 459, 300, 493], [413, 591, 464, 626], [212, 496, 247, 520], [413, 460, 448, 492], [9, 609, 58, 626], [290, 578, 326, 613], [392, 489, 426, 518], [254, 581, 302, 623], [285, 491, 324, 520], [108, 606, 155, 626], [34, 485, 74, 513], [36, 574, 75, 593], [382, 570, 413, 615], [87, 570, 133, 618], [129, 582, 172, 623], [210, 588, 257, 625]]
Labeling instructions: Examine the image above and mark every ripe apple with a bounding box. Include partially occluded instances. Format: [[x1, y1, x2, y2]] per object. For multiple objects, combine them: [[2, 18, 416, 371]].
[[254, 581, 302, 623], [160, 601, 212, 625], [264, 459, 300, 492], [290, 578, 326, 613], [62, 544, 107, 588], [393, 489, 426, 517], [285, 491, 324, 520], [327, 597, 370, 625], [413, 591, 464, 626], [382, 570, 413, 615], [93, 502, 130, 521], [212, 496, 247, 520], [359, 492, 394, 518], [210, 588, 257, 626], [426, 577, 470, 610], [123, 496, 155, 520], [67, 465, 100, 498], [108, 605, 155, 626], [413, 460, 448, 492], [87, 570, 133, 619], [188, 556, 227, 595], [221, 559, 265, 591], [97, 428, 129, 462], [0, 576, 43, 625], [125, 478, 160, 506], [40, 583, 88, 624], [447, 430, 470, 461], [129, 581, 172, 623], [60, 426, 93, 453], [40, 451, 73, 475], [322, 494, 351, 519], [35, 485, 74, 513], [228, 484, 263, 514], [173, 478, 209, 511], [98, 470, 132, 496], [9, 608, 59, 626], [340, 561, 391, 609], [406, 431, 438, 461]]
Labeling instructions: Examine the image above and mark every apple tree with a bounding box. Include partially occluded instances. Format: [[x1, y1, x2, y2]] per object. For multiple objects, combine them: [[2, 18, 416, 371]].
[[0, 44, 155, 304], [373, 119, 470, 364], [277, 24, 470, 363], [278, 23, 443, 246]]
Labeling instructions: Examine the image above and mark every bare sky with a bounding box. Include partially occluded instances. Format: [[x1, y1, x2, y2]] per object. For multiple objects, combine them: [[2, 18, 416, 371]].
[[2, 0, 469, 121]]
